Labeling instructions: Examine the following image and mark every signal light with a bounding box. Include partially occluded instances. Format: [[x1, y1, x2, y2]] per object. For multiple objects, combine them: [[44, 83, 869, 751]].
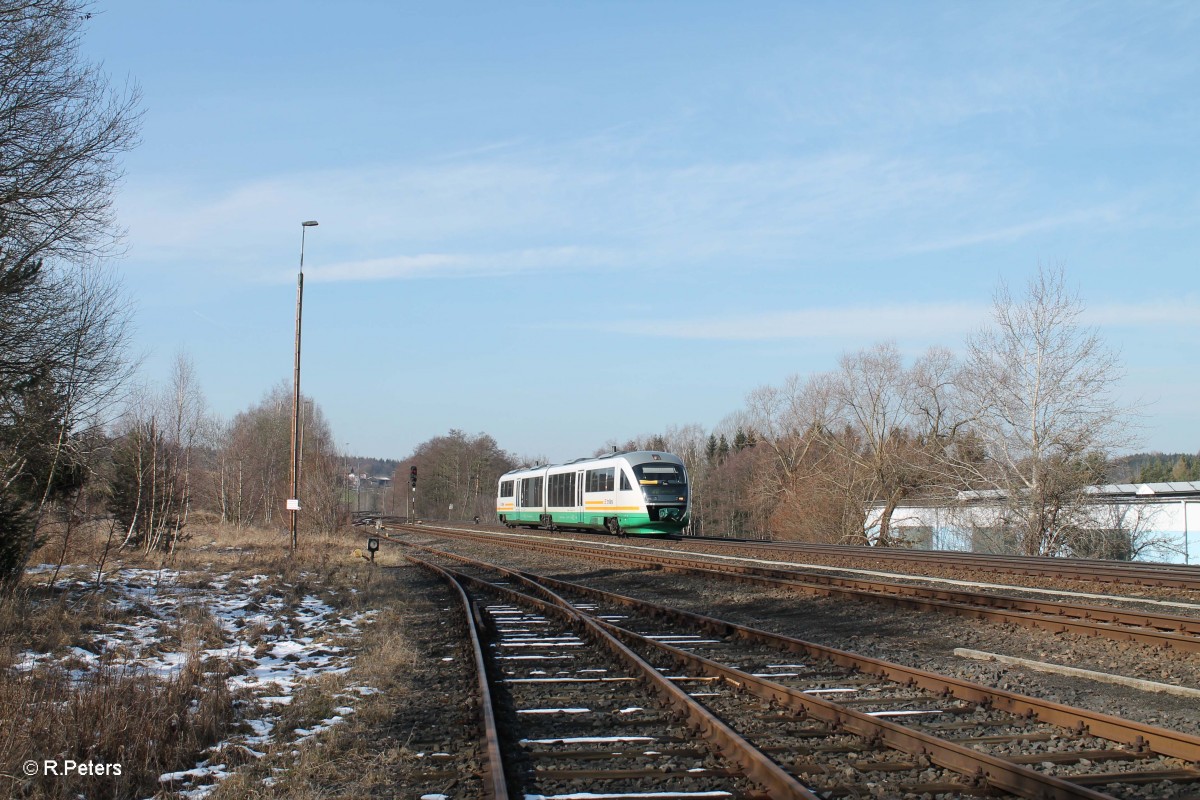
[[409, 465, 417, 487]]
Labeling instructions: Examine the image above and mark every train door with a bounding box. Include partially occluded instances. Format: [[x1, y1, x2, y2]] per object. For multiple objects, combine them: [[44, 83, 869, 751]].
[[575, 470, 585, 525]]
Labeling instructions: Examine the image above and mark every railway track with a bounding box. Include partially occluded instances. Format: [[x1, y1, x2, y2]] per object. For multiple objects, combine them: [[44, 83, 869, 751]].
[[678, 539, 1200, 593], [406, 550, 812, 798], [385, 524, 1200, 654], [398, 539, 1200, 799]]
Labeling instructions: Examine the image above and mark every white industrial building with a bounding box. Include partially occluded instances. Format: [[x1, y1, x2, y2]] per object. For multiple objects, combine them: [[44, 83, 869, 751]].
[[873, 482, 1200, 563]]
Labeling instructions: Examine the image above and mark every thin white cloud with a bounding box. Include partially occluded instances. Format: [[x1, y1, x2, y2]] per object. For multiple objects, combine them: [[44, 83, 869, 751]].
[[902, 206, 1124, 254], [578, 297, 1200, 342], [300, 245, 619, 283], [588, 303, 987, 341], [116, 140, 1085, 284]]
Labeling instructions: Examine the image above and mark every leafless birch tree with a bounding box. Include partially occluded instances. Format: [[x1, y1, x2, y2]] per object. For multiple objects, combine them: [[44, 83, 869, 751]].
[[956, 267, 1132, 555]]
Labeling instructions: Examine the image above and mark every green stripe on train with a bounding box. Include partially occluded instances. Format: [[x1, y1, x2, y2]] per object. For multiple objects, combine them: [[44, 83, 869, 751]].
[[498, 510, 685, 536]]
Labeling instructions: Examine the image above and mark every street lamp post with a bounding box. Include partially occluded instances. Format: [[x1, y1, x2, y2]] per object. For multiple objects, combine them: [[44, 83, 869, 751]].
[[289, 220, 318, 552]]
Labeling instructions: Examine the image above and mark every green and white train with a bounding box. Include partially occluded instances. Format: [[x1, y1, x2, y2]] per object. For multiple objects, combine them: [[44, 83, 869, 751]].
[[496, 451, 689, 536]]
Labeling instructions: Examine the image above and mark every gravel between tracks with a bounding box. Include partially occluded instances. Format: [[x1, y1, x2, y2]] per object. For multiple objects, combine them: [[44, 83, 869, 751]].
[[368, 562, 486, 800], [404, 530, 1200, 739]]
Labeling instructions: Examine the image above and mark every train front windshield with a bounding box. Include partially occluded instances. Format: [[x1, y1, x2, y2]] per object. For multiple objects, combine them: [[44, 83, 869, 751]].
[[632, 463, 688, 503]]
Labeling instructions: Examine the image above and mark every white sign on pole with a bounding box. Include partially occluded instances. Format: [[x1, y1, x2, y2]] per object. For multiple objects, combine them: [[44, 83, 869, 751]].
[[286, 498, 301, 511]]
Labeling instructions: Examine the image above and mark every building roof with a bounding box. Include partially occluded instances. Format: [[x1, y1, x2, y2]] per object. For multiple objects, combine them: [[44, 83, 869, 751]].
[[1092, 481, 1200, 497], [956, 482, 1200, 502]]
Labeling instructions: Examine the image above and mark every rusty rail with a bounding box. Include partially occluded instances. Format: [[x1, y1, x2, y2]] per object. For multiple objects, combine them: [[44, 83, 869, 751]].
[[405, 555, 510, 800]]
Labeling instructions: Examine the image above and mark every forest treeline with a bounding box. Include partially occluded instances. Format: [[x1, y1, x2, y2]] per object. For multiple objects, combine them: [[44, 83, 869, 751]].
[[387, 270, 1190, 562], [1111, 453, 1200, 483]]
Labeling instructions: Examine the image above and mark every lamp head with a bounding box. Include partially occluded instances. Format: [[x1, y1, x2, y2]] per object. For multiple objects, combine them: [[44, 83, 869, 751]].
[[302, 220, 318, 227]]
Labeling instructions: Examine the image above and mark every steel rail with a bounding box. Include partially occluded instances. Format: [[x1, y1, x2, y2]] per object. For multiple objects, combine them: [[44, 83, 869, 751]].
[[399, 525, 1200, 653], [677, 539, 1200, 591], [369, 515, 1200, 589], [598, 623, 1116, 800], [400, 543, 1130, 800], [403, 549, 818, 798], [388, 535, 1200, 766], [404, 555, 510, 800]]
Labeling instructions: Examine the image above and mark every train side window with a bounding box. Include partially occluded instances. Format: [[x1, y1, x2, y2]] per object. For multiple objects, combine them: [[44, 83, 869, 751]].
[[518, 477, 543, 507], [546, 473, 576, 506], [499, 480, 514, 498], [620, 471, 631, 491], [586, 467, 614, 492]]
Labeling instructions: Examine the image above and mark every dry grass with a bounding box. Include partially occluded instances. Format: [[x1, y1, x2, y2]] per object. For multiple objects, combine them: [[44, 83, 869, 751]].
[[0, 652, 235, 799], [0, 521, 409, 798]]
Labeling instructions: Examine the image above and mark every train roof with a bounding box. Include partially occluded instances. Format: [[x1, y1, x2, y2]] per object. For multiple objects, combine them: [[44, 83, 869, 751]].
[[499, 450, 683, 478]]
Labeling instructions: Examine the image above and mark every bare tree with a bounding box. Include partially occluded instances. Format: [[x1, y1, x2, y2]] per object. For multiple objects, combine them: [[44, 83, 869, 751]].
[[744, 374, 834, 507], [0, 0, 141, 267], [201, 415, 233, 525], [0, 0, 140, 591], [160, 353, 205, 554], [0, 263, 133, 588], [956, 267, 1132, 555], [769, 430, 868, 544], [828, 343, 966, 546], [106, 383, 187, 554], [400, 430, 515, 521], [208, 382, 341, 536], [829, 343, 910, 545], [1070, 499, 1174, 561]]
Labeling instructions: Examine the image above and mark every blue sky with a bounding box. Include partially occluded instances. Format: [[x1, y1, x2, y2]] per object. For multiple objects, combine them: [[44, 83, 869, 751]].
[[82, 1, 1198, 461]]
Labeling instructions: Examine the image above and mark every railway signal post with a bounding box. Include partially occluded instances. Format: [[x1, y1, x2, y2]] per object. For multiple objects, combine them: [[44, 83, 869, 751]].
[[408, 465, 417, 522]]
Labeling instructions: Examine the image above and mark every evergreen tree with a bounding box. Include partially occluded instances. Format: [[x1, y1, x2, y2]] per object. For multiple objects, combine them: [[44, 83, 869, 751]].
[[1170, 456, 1194, 482], [0, 372, 88, 587]]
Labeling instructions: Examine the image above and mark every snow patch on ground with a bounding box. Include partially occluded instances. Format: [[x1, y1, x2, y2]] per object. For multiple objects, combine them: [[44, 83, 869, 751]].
[[14, 565, 380, 798]]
